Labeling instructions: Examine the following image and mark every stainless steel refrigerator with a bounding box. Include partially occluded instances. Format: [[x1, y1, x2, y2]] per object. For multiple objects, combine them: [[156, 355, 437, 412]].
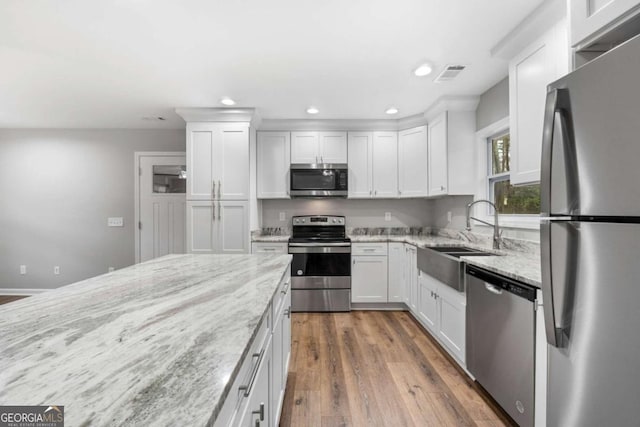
[[541, 32, 640, 427]]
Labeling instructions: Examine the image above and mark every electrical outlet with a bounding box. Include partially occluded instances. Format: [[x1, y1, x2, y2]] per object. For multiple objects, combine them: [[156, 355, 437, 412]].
[[20, 265, 26, 275], [384, 212, 392, 221], [447, 211, 452, 222], [54, 266, 60, 275], [108, 217, 124, 227], [279, 212, 286, 221], [108, 267, 115, 273]]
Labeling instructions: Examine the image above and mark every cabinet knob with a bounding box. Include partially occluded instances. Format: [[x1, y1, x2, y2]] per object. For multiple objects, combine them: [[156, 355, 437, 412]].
[[440, 185, 445, 191]]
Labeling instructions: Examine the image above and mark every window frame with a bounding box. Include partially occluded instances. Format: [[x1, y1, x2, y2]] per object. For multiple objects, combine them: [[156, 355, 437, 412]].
[[474, 118, 540, 230]]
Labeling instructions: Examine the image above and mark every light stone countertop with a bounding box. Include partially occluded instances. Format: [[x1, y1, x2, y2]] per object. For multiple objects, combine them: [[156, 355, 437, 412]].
[[349, 234, 541, 288], [250, 231, 541, 288], [0, 253, 292, 426]]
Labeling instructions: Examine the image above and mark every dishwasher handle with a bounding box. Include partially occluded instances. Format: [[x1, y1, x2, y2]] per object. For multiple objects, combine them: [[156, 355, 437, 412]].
[[466, 265, 536, 302]]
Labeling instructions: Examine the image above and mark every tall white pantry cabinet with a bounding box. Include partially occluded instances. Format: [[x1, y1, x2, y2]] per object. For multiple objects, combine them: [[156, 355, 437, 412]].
[[184, 121, 250, 254]]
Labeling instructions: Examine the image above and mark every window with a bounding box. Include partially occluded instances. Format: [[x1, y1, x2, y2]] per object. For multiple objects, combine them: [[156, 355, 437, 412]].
[[487, 133, 540, 215]]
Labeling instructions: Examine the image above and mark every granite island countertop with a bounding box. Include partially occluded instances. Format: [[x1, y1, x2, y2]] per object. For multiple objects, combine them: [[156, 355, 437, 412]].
[[0, 253, 292, 426]]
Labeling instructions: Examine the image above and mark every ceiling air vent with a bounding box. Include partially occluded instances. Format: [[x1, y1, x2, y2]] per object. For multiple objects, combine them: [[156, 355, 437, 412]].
[[434, 65, 466, 83]]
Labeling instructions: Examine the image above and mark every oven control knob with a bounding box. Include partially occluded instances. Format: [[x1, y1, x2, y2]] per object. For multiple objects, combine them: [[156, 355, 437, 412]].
[[297, 270, 303, 276], [332, 219, 336, 223]]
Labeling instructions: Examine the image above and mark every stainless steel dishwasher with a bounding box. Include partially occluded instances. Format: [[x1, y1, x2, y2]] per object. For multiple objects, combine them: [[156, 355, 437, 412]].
[[466, 265, 537, 427]]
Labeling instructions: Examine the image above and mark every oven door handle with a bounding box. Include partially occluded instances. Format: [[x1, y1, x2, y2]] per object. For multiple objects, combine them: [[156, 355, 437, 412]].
[[288, 246, 352, 254], [288, 242, 351, 247]]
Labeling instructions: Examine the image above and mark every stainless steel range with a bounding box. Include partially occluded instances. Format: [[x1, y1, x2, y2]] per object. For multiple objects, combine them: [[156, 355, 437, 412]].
[[288, 215, 351, 312]]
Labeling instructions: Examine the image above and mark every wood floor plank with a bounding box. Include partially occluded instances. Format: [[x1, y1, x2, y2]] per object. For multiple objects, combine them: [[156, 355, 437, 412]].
[[0, 296, 27, 305], [320, 416, 352, 427], [318, 315, 351, 417], [280, 311, 512, 427]]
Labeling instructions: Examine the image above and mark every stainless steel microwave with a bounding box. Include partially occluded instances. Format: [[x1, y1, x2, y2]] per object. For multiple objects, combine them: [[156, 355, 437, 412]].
[[290, 164, 348, 198]]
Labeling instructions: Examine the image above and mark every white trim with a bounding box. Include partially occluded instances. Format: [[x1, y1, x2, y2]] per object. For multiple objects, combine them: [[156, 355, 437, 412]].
[[423, 95, 480, 122], [1, 288, 49, 296], [473, 117, 541, 231], [490, 0, 566, 59], [175, 107, 256, 123], [134, 151, 187, 264]]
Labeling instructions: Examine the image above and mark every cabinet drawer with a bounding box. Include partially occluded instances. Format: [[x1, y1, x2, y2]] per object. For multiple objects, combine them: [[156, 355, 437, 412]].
[[272, 266, 291, 321], [213, 313, 271, 427], [251, 242, 288, 254], [352, 242, 388, 256]]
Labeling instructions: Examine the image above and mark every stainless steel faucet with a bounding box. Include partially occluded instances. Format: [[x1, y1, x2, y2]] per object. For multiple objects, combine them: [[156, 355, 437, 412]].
[[466, 199, 502, 249]]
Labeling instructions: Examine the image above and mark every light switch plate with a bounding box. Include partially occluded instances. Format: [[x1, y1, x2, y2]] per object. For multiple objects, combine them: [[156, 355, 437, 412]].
[[108, 217, 124, 227], [20, 265, 26, 275], [384, 212, 392, 221], [279, 212, 286, 221]]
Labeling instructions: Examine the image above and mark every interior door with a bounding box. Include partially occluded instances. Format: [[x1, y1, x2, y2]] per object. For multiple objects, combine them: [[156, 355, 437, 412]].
[[138, 154, 186, 262]]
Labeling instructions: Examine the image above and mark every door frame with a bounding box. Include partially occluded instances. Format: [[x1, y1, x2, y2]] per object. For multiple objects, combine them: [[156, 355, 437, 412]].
[[134, 151, 186, 263]]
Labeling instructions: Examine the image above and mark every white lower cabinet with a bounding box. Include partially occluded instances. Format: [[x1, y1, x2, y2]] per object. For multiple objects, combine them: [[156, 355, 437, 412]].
[[214, 268, 291, 427], [417, 271, 466, 365], [186, 201, 249, 254], [352, 254, 388, 303], [387, 243, 405, 302], [405, 245, 418, 314], [237, 338, 271, 427]]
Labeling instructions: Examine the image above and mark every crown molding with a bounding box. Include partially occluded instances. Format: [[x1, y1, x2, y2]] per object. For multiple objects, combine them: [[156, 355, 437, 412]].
[[175, 107, 256, 123], [490, 0, 567, 60], [423, 96, 480, 123], [257, 118, 402, 131]]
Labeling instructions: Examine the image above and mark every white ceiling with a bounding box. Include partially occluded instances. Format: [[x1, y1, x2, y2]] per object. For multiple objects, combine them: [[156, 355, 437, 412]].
[[0, 0, 543, 129]]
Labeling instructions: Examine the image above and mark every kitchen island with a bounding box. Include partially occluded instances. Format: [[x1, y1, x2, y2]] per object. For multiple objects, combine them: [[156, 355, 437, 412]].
[[0, 254, 292, 426]]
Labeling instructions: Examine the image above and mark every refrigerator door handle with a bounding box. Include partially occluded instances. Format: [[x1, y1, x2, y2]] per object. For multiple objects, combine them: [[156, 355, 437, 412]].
[[541, 220, 578, 348], [540, 220, 559, 346], [540, 89, 561, 217], [540, 88, 578, 217]]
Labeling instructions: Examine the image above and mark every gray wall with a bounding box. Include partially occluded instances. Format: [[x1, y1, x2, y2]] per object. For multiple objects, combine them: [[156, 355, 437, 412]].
[[475, 77, 509, 130], [262, 199, 431, 229], [0, 129, 185, 290]]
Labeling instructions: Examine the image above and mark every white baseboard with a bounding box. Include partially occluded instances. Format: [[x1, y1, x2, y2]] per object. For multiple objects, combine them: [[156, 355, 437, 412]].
[[0, 288, 50, 296]]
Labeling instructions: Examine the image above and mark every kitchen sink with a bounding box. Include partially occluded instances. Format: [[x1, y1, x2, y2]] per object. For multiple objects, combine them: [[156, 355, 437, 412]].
[[417, 246, 498, 291]]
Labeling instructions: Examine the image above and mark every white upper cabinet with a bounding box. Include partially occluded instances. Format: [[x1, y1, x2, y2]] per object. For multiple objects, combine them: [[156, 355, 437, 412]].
[[570, 0, 640, 47], [425, 109, 476, 196], [347, 132, 374, 198], [318, 132, 348, 163], [291, 131, 319, 164], [290, 131, 347, 164], [509, 22, 569, 185], [428, 113, 448, 196], [398, 126, 429, 197], [186, 122, 249, 200], [257, 132, 291, 199], [372, 131, 399, 198]]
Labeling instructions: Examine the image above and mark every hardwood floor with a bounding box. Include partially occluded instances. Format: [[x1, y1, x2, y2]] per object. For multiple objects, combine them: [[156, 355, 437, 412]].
[[0, 295, 27, 305], [280, 311, 514, 427]]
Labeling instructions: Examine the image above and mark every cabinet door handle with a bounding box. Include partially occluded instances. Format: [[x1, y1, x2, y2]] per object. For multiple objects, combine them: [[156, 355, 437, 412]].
[[212, 202, 216, 222], [285, 307, 291, 318], [399, 190, 402, 195], [218, 180, 221, 199], [217, 203, 221, 220], [212, 180, 216, 198], [255, 419, 260, 427], [239, 350, 264, 397], [441, 185, 445, 191], [281, 282, 290, 294], [374, 190, 377, 196], [252, 402, 265, 421]]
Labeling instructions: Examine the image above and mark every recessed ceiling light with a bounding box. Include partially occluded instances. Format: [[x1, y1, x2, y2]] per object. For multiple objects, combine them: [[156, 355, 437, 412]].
[[306, 106, 319, 114], [220, 97, 236, 106], [414, 63, 433, 77], [385, 107, 399, 115]]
